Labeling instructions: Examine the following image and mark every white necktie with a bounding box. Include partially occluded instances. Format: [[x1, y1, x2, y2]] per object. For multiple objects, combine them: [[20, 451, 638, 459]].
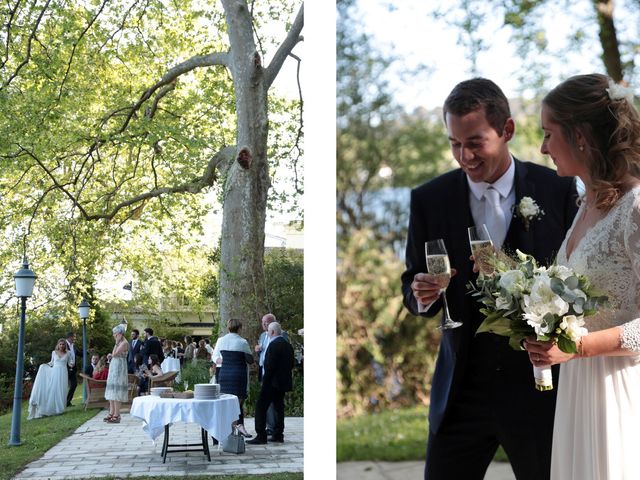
[[484, 187, 507, 248]]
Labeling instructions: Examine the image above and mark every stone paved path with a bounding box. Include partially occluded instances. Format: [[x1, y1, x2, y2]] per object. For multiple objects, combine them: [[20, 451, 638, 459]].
[[12, 411, 303, 479]]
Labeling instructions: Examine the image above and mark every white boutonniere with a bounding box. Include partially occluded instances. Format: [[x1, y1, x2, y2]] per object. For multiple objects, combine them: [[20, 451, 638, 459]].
[[513, 196, 544, 231]]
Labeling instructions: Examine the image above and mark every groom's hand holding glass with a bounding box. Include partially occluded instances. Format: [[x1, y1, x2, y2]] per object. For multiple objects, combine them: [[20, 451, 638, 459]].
[[411, 270, 458, 306]]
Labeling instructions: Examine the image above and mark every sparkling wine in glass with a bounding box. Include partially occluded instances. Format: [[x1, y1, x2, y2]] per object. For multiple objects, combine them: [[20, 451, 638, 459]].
[[425, 239, 462, 330], [468, 225, 495, 275]]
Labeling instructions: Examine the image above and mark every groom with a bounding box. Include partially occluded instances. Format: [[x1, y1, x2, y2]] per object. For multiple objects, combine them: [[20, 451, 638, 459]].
[[65, 332, 80, 407], [402, 78, 579, 480]]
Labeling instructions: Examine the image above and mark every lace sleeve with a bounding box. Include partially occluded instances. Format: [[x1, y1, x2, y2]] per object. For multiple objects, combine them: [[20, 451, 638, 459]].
[[621, 197, 640, 352], [621, 321, 640, 352]]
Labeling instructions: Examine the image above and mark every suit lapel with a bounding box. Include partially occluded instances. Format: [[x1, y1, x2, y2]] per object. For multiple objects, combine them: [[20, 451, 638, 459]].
[[505, 159, 535, 256]]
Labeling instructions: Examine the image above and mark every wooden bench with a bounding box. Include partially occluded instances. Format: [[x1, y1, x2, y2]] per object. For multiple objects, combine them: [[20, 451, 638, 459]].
[[149, 370, 179, 389], [79, 373, 138, 410]]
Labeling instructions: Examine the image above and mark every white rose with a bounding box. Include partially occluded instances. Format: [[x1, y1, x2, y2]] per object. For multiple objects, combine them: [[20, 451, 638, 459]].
[[499, 270, 526, 297], [559, 315, 588, 342], [549, 265, 572, 280], [523, 273, 570, 334]]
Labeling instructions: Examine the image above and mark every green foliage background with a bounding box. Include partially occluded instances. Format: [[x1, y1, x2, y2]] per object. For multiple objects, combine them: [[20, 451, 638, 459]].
[[336, 0, 639, 420]]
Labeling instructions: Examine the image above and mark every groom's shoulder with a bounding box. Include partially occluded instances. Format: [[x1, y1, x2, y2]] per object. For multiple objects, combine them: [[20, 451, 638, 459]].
[[413, 168, 462, 197]]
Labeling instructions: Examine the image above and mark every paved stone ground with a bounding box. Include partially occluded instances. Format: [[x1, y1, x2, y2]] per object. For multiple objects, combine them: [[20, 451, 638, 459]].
[[337, 461, 516, 480], [12, 411, 303, 479]]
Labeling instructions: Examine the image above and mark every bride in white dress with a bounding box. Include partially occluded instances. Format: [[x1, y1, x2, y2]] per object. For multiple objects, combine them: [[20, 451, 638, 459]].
[[28, 338, 74, 419], [524, 73, 640, 479]]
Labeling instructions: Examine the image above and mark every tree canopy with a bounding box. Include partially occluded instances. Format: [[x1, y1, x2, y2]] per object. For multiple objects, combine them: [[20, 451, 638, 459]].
[[0, 0, 304, 346]]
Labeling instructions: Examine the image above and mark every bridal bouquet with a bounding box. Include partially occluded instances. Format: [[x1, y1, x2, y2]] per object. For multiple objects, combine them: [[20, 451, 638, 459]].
[[469, 250, 608, 390]]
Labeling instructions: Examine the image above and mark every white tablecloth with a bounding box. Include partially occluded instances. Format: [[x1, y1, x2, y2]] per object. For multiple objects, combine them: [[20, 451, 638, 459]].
[[160, 357, 181, 382], [130, 394, 240, 442], [161, 357, 180, 372]]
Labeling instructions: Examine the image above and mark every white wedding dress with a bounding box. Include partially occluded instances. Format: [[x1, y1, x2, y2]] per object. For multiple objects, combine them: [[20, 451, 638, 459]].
[[552, 187, 640, 479], [28, 351, 71, 419]]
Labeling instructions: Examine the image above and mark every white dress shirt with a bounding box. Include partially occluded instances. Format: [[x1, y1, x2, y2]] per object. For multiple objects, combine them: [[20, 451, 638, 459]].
[[417, 157, 515, 313]]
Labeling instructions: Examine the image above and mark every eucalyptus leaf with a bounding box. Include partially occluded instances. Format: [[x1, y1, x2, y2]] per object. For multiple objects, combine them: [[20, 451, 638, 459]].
[[564, 276, 579, 290], [550, 277, 565, 296], [561, 289, 577, 303]]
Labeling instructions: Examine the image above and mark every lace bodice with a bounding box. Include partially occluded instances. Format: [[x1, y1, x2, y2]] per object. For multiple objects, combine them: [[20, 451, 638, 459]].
[[50, 351, 72, 366], [556, 187, 640, 351]]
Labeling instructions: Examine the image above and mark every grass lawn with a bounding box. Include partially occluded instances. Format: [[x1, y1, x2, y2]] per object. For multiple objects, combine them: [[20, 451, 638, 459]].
[[337, 406, 508, 463], [0, 393, 99, 479]]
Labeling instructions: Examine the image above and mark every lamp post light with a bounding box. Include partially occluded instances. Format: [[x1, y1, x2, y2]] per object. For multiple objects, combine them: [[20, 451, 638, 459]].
[[78, 298, 90, 403], [8, 257, 37, 446]]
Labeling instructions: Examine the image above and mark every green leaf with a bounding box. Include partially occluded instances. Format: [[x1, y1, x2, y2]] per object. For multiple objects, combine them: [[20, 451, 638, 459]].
[[476, 317, 512, 336], [550, 277, 565, 296], [561, 289, 577, 303], [509, 334, 526, 351], [564, 276, 579, 290], [557, 334, 578, 354]]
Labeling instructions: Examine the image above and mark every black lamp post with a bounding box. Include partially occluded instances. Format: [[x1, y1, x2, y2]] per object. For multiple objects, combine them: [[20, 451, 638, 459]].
[[8, 257, 37, 446], [78, 298, 90, 403]]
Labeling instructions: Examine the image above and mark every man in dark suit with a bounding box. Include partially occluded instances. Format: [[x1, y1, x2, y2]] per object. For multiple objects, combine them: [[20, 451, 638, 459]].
[[141, 327, 164, 365], [65, 332, 81, 407], [401, 78, 579, 480], [247, 322, 294, 444], [128, 329, 143, 373]]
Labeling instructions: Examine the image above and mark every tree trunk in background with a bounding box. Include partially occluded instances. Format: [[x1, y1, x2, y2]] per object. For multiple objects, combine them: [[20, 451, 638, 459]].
[[219, 0, 271, 344], [593, 0, 624, 83]]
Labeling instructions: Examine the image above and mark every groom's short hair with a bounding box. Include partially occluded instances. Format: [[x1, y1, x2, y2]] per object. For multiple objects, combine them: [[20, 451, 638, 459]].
[[443, 77, 512, 136]]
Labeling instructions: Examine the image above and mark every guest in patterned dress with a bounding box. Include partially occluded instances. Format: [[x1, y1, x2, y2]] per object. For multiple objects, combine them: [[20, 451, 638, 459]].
[[213, 318, 254, 437], [104, 321, 129, 423]]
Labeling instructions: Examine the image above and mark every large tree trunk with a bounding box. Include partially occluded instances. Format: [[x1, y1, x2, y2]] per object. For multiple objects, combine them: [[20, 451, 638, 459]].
[[220, 0, 270, 344], [593, 0, 624, 83]]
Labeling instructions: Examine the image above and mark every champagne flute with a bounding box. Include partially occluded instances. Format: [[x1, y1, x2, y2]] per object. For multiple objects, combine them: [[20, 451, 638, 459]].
[[468, 225, 495, 275], [425, 239, 462, 330]]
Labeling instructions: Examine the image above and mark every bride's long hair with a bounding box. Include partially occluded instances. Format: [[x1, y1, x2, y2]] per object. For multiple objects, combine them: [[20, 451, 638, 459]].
[[543, 73, 640, 211], [55, 338, 68, 353]]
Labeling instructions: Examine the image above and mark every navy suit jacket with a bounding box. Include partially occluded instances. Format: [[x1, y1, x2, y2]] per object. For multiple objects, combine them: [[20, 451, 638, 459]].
[[401, 159, 578, 434], [128, 337, 143, 372]]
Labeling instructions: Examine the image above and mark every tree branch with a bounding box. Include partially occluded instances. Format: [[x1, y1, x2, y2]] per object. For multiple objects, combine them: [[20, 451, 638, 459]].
[[106, 51, 230, 134], [58, 0, 110, 100], [1, 0, 21, 69], [23, 144, 236, 222], [1, 0, 52, 92], [264, 3, 304, 89]]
